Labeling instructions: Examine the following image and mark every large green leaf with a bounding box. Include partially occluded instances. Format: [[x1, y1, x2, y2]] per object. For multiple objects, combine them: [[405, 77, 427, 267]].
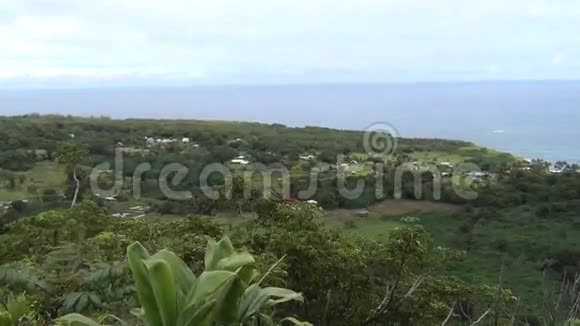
[[185, 270, 236, 308], [127, 242, 163, 326], [56, 313, 101, 326], [56, 237, 310, 326], [280, 317, 313, 326], [216, 251, 255, 271], [240, 286, 303, 320], [181, 299, 216, 326], [263, 287, 304, 305], [57, 313, 127, 326], [239, 284, 266, 320], [151, 249, 196, 302], [5, 293, 28, 323], [204, 237, 235, 270], [0, 312, 12, 326], [143, 259, 178, 326], [212, 275, 245, 324]]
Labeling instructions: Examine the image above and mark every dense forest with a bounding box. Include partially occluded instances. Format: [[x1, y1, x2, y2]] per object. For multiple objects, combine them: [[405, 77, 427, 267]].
[[0, 115, 579, 325]]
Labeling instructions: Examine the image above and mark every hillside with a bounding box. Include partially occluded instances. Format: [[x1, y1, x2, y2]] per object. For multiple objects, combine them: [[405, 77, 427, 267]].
[[1, 114, 579, 324]]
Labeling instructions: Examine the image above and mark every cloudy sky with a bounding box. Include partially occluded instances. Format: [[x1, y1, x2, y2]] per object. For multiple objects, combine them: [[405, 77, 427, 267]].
[[1, 0, 579, 87]]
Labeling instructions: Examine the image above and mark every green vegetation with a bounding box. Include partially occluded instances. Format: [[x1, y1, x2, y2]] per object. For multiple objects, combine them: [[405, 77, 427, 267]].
[[58, 236, 309, 326], [0, 162, 65, 201], [1, 115, 579, 324], [0, 200, 518, 325]]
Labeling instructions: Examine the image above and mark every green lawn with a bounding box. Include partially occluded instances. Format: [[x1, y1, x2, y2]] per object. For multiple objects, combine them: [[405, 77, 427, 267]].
[[343, 216, 406, 241], [408, 151, 467, 164], [0, 162, 66, 201], [407, 145, 517, 166]]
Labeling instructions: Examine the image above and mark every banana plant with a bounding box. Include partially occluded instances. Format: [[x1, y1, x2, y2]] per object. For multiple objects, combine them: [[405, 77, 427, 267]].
[[0, 293, 32, 326], [58, 236, 310, 325]]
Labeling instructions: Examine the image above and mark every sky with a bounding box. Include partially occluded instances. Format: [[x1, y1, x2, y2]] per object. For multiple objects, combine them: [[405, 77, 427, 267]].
[[1, 0, 580, 87]]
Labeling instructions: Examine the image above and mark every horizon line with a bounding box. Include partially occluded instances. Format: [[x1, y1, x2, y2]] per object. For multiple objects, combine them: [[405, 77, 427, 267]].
[[2, 78, 580, 91]]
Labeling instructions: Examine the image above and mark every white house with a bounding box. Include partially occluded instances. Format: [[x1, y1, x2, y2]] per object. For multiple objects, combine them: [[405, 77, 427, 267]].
[[231, 159, 250, 165], [182, 137, 190, 143], [299, 154, 316, 161], [466, 171, 489, 181]]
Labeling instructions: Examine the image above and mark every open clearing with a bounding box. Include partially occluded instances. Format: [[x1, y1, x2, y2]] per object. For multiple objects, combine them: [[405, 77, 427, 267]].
[[0, 162, 65, 201], [323, 199, 463, 225], [323, 199, 464, 241]]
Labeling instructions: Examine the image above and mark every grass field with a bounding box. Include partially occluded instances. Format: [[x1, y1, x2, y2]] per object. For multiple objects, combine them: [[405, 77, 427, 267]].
[[408, 145, 515, 165], [323, 199, 462, 225], [408, 151, 467, 164], [0, 162, 66, 202], [323, 199, 463, 242]]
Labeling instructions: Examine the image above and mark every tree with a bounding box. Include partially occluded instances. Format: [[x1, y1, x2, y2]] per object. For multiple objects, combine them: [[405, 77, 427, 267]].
[[42, 188, 60, 202], [0, 171, 17, 190], [209, 145, 237, 164], [57, 142, 89, 208]]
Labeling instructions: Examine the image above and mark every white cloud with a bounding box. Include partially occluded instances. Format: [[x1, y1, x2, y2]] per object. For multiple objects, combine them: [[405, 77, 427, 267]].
[[0, 0, 579, 85]]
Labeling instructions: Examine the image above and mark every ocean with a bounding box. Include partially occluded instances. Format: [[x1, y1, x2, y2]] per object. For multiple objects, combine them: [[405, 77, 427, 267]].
[[1, 81, 579, 163]]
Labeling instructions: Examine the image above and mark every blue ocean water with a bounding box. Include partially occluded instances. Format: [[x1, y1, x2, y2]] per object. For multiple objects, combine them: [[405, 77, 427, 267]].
[[1, 81, 579, 162]]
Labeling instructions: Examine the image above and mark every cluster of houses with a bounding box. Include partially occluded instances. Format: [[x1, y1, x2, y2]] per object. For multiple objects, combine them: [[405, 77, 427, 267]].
[[0, 199, 29, 211], [144, 136, 200, 148], [548, 166, 567, 174], [515, 159, 576, 174], [140, 136, 251, 149], [402, 161, 492, 181], [465, 171, 491, 181]]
